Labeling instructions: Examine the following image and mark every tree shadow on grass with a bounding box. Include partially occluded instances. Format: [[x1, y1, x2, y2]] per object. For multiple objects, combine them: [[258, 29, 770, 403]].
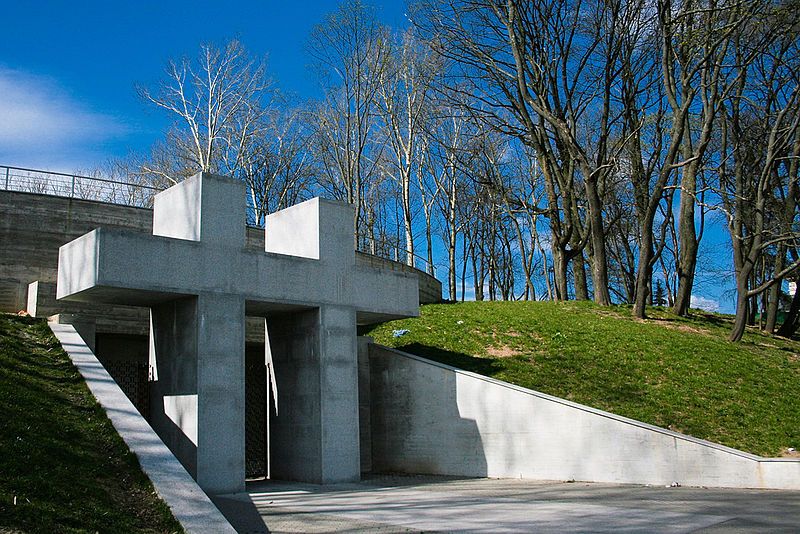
[[393, 342, 503, 377], [687, 311, 735, 328], [396, 342, 653, 412]]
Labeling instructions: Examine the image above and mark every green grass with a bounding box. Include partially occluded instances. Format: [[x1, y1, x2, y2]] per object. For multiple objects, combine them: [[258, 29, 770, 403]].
[[0, 314, 182, 533], [364, 301, 800, 457]]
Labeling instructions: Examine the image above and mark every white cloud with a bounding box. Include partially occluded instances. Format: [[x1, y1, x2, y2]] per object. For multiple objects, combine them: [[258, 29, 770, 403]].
[[0, 67, 126, 167], [690, 294, 720, 313]]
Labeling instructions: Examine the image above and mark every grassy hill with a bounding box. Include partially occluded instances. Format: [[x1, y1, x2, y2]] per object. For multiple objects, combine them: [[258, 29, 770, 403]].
[[0, 314, 181, 533], [364, 301, 800, 457]]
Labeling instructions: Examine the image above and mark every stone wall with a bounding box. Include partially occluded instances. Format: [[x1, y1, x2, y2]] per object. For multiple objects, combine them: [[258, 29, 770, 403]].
[[363, 343, 800, 490], [1, 190, 441, 319]]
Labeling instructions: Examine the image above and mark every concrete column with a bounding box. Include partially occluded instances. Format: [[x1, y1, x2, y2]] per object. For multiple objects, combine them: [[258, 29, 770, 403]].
[[319, 304, 360, 482], [357, 336, 373, 473], [269, 309, 321, 482], [270, 305, 360, 483], [196, 292, 245, 494], [149, 293, 246, 495]]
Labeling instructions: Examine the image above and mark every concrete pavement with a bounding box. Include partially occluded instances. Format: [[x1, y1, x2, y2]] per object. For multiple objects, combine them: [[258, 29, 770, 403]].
[[211, 475, 800, 533]]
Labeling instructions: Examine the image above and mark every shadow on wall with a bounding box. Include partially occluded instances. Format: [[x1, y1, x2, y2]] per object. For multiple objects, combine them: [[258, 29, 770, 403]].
[[366, 342, 649, 482], [148, 298, 200, 478], [368, 344, 488, 477]]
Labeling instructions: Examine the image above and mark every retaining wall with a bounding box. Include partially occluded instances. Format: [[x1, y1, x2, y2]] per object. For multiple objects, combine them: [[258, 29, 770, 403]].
[[365, 344, 800, 490], [1, 190, 441, 319]]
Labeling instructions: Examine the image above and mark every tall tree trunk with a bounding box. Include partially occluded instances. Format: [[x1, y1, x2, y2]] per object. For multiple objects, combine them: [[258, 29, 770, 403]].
[[448, 227, 457, 301], [573, 252, 589, 301], [673, 167, 699, 315], [426, 226, 434, 276], [460, 234, 470, 302], [551, 243, 569, 301], [541, 246, 553, 301], [472, 242, 483, 301], [633, 225, 655, 318], [748, 293, 758, 326], [402, 175, 414, 267], [765, 250, 783, 332], [585, 177, 611, 305], [730, 281, 750, 342]]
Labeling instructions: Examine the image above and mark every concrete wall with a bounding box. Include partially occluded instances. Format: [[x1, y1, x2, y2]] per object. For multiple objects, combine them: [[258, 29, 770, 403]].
[[1, 191, 152, 312], [354, 252, 441, 305], [365, 344, 800, 490], [1, 190, 441, 317]]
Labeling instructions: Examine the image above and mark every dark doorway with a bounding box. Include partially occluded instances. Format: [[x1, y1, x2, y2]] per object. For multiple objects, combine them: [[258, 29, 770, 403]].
[[245, 342, 269, 479], [95, 333, 150, 418]]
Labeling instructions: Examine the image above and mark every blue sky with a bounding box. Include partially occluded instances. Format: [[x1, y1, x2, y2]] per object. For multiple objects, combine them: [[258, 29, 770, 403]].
[[0, 1, 737, 311], [0, 0, 408, 171]]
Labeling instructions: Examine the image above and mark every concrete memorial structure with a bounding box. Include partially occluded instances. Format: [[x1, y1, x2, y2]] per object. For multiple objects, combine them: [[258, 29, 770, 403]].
[[56, 172, 419, 495]]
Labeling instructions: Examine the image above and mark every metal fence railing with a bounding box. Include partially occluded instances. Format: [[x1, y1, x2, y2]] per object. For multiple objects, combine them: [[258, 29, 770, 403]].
[[1, 164, 438, 278], [1, 165, 162, 208]]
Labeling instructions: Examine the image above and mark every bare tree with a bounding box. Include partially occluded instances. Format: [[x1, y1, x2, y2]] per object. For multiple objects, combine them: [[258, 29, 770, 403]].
[[308, 1, 391, 246], [427, 100, 476, 300], [415, 0, 635, 304], [138, 40, 273, 183], [376, 28, 439, 267], [240, 105, 316, 226], [658, 0, 759, 316], [718, 3, 800, 341]]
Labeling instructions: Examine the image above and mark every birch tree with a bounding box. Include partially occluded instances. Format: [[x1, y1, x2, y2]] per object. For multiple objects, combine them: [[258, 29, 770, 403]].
[[309, 1, 391, 246], [138, 40, 273, 184], [376, 29, 438, 266]]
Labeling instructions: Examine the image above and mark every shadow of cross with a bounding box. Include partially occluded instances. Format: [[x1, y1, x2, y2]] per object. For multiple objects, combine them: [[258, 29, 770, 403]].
[[56, 172, 419, 496]]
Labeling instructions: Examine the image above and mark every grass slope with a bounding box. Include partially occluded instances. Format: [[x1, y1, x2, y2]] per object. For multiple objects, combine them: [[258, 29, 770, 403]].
[[365, 301, 800, 457], [0, 314, 182, 533]]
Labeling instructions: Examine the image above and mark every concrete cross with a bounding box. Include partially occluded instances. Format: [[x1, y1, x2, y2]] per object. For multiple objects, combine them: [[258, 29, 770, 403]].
[[57, 172, 418, 495]]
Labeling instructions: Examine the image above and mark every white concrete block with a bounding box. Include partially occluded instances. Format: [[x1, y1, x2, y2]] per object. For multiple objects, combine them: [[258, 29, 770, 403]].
[[153, 174, 203, 242], [265, 197, 321, 259], [164, 395, 198, 446]]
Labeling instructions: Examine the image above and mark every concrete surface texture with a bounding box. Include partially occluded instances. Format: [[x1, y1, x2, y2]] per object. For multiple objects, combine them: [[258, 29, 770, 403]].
[[49, 321, 235, 534], [0, 190, 152, 313], [0, 189, 440, 319], [238, 475, 800, 533], [55, 172, 419, 494], [366, 344, 800, 490]]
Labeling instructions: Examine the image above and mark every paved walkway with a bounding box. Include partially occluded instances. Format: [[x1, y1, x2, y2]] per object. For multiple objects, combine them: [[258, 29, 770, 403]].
[[212, 475, 800, 533]]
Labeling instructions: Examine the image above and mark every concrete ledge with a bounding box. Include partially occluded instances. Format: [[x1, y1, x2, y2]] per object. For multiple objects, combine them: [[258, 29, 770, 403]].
[[49, 322, 235, 533], [369, 344, 800, 490]]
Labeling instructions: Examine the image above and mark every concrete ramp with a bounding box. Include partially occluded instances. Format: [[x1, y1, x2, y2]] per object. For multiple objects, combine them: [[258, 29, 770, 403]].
[[366, 344, 800, 490], [49, 322, 235, 533]]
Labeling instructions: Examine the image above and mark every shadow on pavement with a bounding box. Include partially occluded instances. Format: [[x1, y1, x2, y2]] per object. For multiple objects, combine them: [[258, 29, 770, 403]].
[[211, 492, 270, 534]]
